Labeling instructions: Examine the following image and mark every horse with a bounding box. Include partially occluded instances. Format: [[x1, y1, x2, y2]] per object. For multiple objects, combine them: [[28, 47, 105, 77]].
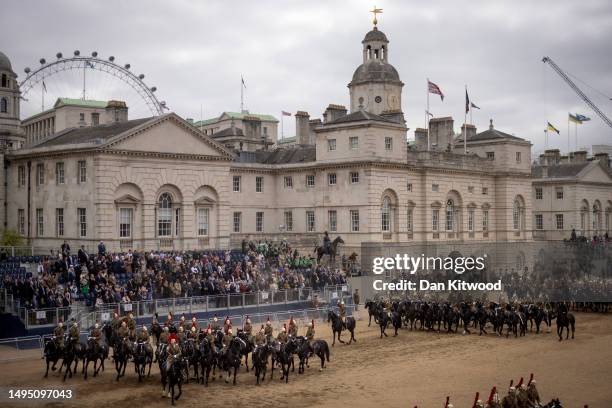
[[556, 304, 575, 341], [182, 338, 200, 382], [270, 339, 295, 383], [291, 336, 311, 374], [161, 354, 184, 405], [251, 343, 270, 385], [150, 321, 162, 346], [83, 337, 108, 379], [114, 337, 131, 381], [310, 339, 330, 371], [236, 329, 254, 373], [391, 309, 402, 336], [43, 337, 63, 378], [314, 236, 344, 265], [220, 336, 245, 385], [327, 310, 356, 346], [364, 300, 380, 327], [198, 338, 216, 386], [60, 340, 78, 381], [376, 309, 391, 338], [133, 340, 153, 382]]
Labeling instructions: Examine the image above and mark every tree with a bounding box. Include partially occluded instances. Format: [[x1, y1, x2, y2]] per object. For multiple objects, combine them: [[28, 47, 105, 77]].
[[1, 229, 24, 247]]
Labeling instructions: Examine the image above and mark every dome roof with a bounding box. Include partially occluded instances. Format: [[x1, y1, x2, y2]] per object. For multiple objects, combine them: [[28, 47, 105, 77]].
[[363, 27, 388, 43], [0, 51, 14, 73], [351, 60, 401, 84]]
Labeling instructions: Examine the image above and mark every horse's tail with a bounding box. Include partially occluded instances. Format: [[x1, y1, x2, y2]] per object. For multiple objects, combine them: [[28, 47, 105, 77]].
[[323, 342, 330, 362]]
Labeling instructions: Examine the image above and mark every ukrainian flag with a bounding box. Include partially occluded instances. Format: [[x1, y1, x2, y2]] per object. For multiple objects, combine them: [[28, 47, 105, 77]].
[[568, 113, 583, 124], [547, 122, 560, 134]]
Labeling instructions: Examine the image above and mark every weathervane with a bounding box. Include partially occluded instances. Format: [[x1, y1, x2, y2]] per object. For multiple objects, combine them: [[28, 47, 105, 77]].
[[370, 5, 383, 27]]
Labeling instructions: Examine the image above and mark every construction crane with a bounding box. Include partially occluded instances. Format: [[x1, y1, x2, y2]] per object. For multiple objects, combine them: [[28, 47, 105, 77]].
[[542, 56, 612, 129]]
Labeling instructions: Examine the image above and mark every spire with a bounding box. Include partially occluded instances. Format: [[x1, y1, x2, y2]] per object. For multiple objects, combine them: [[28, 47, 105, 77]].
[[370, 6, 383, 27], [489, 118, 494, 130]]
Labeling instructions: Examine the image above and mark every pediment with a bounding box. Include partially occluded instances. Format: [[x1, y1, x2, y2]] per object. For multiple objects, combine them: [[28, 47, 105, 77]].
[[115, 194, 141, 205], [194, 196, 216, 205]]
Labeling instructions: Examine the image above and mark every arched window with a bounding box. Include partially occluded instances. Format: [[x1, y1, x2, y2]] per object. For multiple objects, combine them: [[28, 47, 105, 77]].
[[366, 45, 372, 60], [593, 203, 601, 231], [158, 193, 173, 237], [0, 97, 7, 113], [1, 74, 7, 87], [445, 199, 454, 231], [381, 196, 391, 232], [513, 199, 522, 230]]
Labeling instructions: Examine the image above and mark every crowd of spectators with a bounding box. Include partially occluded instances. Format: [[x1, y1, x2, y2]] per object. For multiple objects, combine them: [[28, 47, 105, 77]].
[[2, 239, 349, 309]]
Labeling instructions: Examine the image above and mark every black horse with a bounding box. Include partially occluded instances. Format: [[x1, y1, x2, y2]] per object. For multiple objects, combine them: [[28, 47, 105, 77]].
[[310, 339, 330, 371], [114, 338, 131, 381], [556, 304, 576, 341], [150, 321, 163, 346], [364, 300, 381, 327], [314, 236, 344, 264], [133, 341, 153, 382], [270, 339, 296, 383], [198, 338, 216, 386], [60, 341, 77, 381], [161, 355, 184, 406], [182, 338, 200, 382], [327, 310, 356, 346], [236, 329, 254, 373], [43, 337, 63, 378], [251, 343, 270, 385], [376, 309, 391, 338], [291, 336, 311, 374], [83, 337, 107, 379], [220, 336, 245, 385]]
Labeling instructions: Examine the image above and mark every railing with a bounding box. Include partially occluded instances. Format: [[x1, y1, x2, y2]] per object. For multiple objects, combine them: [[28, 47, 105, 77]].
[[12, 285, 352, 331], [0, 246, 34, 257]]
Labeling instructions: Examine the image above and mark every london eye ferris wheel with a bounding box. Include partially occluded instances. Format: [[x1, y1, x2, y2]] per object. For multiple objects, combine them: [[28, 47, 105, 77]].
[[19, 50, 167, 120]]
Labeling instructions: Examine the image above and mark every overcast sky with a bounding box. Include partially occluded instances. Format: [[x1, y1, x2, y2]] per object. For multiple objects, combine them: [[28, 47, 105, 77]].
[[3, 0, 612, 156]]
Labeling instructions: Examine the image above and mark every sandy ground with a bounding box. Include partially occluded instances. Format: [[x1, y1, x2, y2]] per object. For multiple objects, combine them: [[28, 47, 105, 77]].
[[0, 311, 611, 407]]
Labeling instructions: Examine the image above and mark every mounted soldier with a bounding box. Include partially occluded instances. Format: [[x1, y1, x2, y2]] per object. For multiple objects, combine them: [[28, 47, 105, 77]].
[[277, 324, 288, 344], [211, 315, 221, 332], [190, 316, 198, 332], [243, 316, 253, 336], [323, 231, 332, 253], [221, 328, 233, 356], [68, 321, 80, 349], [165, 313, 176, 333], [305, 320, 315, 342], [254, 326, 266, 348], [54, 320, 65, 350], [264, 317, 273, 341], [111, 312, 122, 333], [338, 300, 347, 328], [179, 314, 186, 330], [166, 334, 181, 370], [126, 312, 136, 340], [117, 321, 129, 341], [137, 325, 150, 344], [205, 325, 217, 354], [90, 323, 102, 351], [288, 316, 298, 337], [223, 316, 232, 334], [177, 326, 186, 344], [188, 326, 198, 340]]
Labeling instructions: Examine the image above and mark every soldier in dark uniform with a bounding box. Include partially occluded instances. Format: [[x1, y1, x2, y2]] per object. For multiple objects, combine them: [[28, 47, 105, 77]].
[[166, 335, 181, 370], [111, 312, 122, 333], [277, 324, 288, 344], [205, 325, 217, 354], [179, 315, 186, 331], [54, 320, 65, 349], [177, 326, 186, 344], [137, 325, 150, 343], [188, 326, 198, 340], [243, 316, 253, 336], [221, 328, 233, 356], [264, 317, 273, 341], [526, 376, 540, 406], [117, 321, 129, 340], [159, 326, 170, 345], [223, 316, 232, 334], [501, 381, 518, 408], [165, 313, 175, 333]]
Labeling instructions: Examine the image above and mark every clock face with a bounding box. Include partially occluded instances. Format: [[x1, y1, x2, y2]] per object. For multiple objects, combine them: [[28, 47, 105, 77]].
[[375, 96, 382, 103], [388, 94, 398, 109]]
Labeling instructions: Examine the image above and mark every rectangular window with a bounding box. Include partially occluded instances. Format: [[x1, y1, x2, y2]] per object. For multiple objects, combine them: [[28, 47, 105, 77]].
[[407, 209, 413, 232], [55, 208, 64, 237], [284, 176, 293, 188], [78, 208, 87, 237], [385, 137, 393, 150], [328, 173, 337, 185], [468, 209, 475, 232], [328, 210, 337, 232], [555, 187, 563, 200], [233, 212, 241, 233], [78, 160, 87, 183], [407, 182, 412, 192], [36, 208, 44, 236], [79, 112, 85, 121], [350, 210, 359, 232], [432, 184, 439, 192], [91, 112, 99, 126], [197, 208, 209, 236], [486, 152, 495, 160], [482, 210, 489, 231], [232, 175, 241, 192], [555, 214, 564, 230], [306, 210, 315, 232], [256, 211, 264, 232], [36, 163, 44, 186], [350, 171, 359, 183], [119, 208, 133, 238], [18, 209, 25, 235], [17, 165, 25, 187], [306, 175, 315, 188], [535, 187, 543, 200], [284, 211, 293, 232], [255, 176, 263, 193], [516, 152, 522, 163], [56, 162, 65, 184], [535, 214, 543, 230], [349, 136, 359, 150], [328, 139, 336, 151], [482, 187, 488, 195], [432, 209, 439, 231]]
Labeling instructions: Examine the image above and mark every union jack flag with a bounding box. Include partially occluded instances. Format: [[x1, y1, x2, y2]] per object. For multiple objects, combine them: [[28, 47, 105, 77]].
[[428, 80, 444, 101]]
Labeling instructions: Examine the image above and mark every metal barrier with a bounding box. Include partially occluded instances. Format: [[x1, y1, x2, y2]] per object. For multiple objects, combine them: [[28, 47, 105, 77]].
[[0, 246, 34, 257], [0, 336, 43, 362]]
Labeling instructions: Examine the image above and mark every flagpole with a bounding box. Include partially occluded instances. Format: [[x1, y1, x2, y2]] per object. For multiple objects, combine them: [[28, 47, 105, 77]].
[[544, 129, 548, 149], [426, 78, 430, 151], [83, 63, 86, 100], [41, 75, 44, 112], [567, 116, 570, 154], [464, 85, 467, 154], [240, 77, 243, 112], [281, 113, 284, 140]]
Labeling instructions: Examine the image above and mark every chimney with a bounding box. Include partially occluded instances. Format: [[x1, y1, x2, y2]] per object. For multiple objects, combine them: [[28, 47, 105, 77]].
[[414, 128, 428, 150], [571, 150, 587, 163], [595, 152, 609, 169], [295, 111, 311, 145], [559, 155, 569, 164], [105, 100, 128, 123], [323, 104, 347, 123], [460, 123, 477, 141], [428, 117, 454, 151], [544, 149, 560, 165]]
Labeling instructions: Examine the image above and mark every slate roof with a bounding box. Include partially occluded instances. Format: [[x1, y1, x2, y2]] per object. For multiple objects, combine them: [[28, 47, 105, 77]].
[[193, 111, 278, 127], [456, 127, 525, 143], [327, 109, 396, 125], [34, 117, 152, 148], [211, 127, 244, 138], [239, 146, 316, 164], [351, 60, 401, 84], [531, 162, 590, 178]]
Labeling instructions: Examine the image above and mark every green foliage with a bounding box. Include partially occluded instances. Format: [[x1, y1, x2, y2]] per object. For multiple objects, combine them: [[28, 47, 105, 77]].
[[1, 229, 24, 247]]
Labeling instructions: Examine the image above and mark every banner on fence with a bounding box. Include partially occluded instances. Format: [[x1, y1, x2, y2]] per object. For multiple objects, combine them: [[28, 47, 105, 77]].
[[36, 311, 46, 319], [101, 312, 110, 322], [332, 292, 338, 299], [123, 303, 132, 312], [261, 292, 268, 300]]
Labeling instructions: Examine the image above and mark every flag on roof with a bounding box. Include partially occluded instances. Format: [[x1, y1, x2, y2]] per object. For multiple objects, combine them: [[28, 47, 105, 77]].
[[428, 80, 444, 101], [465, 89, 470, 113], [42, 81, 47, 93], [281, 111, 291, 116], [547, 121, 560, 134], [85, 61, 95, 68], [241, 76, 246, 88], [470, 102, 480, 110], [575, 113, 591, 122], [568, 113, 582, 124]]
